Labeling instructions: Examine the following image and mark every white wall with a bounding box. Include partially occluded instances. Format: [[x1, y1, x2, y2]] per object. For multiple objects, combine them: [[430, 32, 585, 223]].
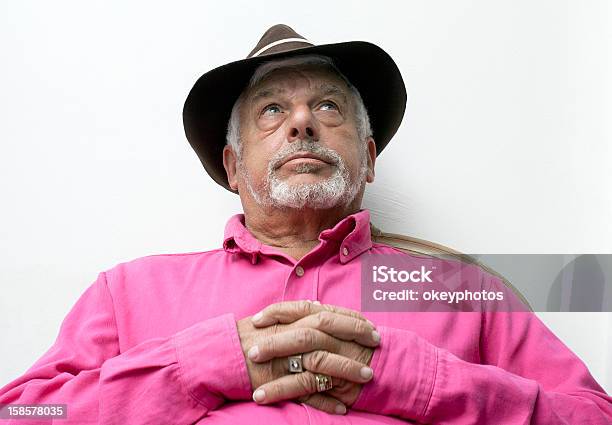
[[1, 0, 610, 393]]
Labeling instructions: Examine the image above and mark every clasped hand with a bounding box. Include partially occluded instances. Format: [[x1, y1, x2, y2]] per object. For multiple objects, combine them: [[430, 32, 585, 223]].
[[236, 300, 380, 415]]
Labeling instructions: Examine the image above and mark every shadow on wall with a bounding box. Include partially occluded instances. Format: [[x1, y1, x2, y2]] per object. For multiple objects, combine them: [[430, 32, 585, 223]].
[[448, 254, 612, 312], [547, 255, 610, 312]]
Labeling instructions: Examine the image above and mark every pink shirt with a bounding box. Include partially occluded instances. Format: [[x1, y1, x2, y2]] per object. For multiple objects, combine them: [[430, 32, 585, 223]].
[[1, 209, 610, 424]]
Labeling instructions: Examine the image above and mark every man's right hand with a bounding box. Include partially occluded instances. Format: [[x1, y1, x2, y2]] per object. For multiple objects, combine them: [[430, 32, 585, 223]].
[[236, 300, 380, 415]]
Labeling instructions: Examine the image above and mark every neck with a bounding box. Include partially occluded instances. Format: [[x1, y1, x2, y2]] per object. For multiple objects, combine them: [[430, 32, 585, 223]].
[[242, 196, 364, 261]]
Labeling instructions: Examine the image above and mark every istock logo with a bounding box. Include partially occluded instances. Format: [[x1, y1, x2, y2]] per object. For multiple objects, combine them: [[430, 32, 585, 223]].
[[371, 265, 434, 283]]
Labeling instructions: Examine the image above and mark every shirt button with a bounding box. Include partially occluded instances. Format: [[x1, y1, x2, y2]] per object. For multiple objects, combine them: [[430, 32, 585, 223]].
[[342, 247, 349, 256], [295, 266, 305, 277]]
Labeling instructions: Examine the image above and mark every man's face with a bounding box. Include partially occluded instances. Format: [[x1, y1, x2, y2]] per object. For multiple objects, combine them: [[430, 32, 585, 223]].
[[223, 65, 376, 209]]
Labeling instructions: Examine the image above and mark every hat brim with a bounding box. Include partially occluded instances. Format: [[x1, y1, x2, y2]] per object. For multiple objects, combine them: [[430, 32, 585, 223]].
[[183, 41, 407, 193]]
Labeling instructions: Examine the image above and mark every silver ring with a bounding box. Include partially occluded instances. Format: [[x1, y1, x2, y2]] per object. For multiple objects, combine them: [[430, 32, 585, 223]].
[[288, 354, 304, 373], [314, 373, 333, 392]]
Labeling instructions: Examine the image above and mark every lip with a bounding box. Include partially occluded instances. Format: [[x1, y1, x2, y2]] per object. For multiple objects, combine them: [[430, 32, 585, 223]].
[[279, 152, 332, 168]]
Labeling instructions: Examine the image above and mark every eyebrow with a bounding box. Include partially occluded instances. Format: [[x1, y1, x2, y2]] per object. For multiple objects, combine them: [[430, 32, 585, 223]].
[[250, 87, 286, 104], [316, 83, 349, 105], [249, 83, 349, 105]]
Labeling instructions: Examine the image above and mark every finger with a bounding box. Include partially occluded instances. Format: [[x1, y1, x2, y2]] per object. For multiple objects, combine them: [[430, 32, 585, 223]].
[[251, 300, 370, 327], [289, 311, 380, 347], [252, 371, 341, 405], [303, 350, 373, 383], [248, 328, 339, 362], [296, 393, 347, 415], [324, 382, 361, 407]]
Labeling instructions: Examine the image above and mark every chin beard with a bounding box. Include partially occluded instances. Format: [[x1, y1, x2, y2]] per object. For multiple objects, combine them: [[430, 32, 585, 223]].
[[239, 141, 368, 210]]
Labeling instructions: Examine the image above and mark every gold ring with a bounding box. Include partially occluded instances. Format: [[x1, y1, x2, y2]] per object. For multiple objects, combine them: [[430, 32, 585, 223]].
[[314, 373, 333, 392]]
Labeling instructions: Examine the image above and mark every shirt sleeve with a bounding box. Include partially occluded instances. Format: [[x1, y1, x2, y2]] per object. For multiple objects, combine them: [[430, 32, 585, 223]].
[[352, 313, 612, 423], [0, 271, 252, 424]]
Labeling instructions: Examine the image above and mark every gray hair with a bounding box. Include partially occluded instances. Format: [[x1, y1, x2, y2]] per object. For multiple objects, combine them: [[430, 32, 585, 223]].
[[226, 55, 372, 159]]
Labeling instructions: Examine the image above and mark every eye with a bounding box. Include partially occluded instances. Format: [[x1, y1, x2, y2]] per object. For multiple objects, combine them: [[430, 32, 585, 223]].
[[262, 104, 282, 116], [318, 101, 339, 111]]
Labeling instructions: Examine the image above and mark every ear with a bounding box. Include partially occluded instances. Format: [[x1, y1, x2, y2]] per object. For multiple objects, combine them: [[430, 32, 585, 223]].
[[365, 137, 376, 183], [222, 145, 239, 191]]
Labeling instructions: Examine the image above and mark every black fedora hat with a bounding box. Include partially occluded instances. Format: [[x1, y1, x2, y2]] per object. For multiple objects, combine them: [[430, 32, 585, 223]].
[[183, 24, 407, 193]]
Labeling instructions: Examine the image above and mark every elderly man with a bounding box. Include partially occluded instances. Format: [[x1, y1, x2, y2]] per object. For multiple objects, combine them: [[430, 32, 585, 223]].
[[1, 25, 610, 424]]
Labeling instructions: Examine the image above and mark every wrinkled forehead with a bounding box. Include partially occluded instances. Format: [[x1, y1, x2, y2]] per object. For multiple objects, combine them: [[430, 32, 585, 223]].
[[242, 65, 352, 105]]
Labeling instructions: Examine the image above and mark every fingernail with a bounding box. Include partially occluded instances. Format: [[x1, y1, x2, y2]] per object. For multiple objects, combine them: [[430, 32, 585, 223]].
[[372, 330, 380, 343], [360, 366, 373, 380], [252, 311, 263, 322], [248, 345, 259, 360], [253, 388, 266, 402], [335, 404, 346, 415], [313, 300, 321, 305]]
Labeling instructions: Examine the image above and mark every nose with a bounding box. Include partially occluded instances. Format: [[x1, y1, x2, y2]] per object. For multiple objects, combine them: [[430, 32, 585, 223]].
[[286, 106, 320, 142]]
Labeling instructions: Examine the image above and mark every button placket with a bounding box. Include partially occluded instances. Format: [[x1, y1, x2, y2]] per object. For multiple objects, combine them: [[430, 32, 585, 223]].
[[282, 264, 315, 303]]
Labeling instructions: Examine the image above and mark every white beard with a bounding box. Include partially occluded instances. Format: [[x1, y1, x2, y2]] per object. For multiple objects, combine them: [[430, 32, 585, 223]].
[[238, 140, 368, 210]]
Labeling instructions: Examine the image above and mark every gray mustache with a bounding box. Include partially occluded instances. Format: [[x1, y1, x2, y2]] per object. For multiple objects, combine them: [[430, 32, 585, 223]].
[[270, 141, 340, 170]]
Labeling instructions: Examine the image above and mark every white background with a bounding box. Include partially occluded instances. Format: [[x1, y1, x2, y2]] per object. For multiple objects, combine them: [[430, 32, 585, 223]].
[[1, 1, 610, 393]]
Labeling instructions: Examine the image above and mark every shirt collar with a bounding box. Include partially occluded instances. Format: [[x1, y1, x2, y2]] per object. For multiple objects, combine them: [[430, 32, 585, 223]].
[[222, 209, 373, 264]]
